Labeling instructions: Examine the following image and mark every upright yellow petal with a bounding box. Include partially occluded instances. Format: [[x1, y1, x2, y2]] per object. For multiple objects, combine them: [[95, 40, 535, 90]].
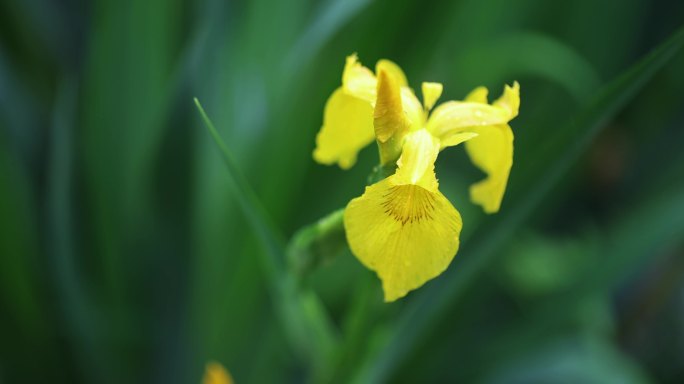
[[313, 87, 374, 169], [203, 361, 234, 384], [465, 86, 488, 104], [422, 82, 443, 111], [493, 81, 520, 118], [400, 87, 426, 129], [465, 124, 514, 213], [375, 58, 424, 128], [344, 177, 462, 301], [374, 70, 410, 165], [374, 70, 408, 143], [376, 59, 408, 88], [341, 54, 424, 129], [342, 54, 376, 104]]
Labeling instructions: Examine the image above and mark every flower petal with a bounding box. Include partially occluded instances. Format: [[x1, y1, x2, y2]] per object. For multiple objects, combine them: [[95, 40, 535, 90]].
[[376, 59, 408, 88], [440, 131, 478, 149], [401, 87, 426, 129], [426, 100, 510, 140], [465, 86, 488, 103], [374, 70, 409, 143], [374, 69, 411, 165], [493, 81, 520, 118], [465, 124, 514, 213], [313, 87, 374, 169], [342, 53, 376, 103], [344, 178, 462, 301], [341, 54, 424, 129], [422, 82, 443, 111], [426, 82, 519, 141], [393, 130, 440, 191]]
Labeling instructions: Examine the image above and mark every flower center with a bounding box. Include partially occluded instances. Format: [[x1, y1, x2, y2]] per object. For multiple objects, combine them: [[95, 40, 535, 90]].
[[381, 184, 436, 226]]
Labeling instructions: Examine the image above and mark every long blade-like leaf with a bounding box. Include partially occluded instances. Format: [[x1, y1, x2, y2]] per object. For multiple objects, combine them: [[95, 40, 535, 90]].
[[194, 98, 338, 375], [351, 25, 684, 384], [194, 97, 285, 276]]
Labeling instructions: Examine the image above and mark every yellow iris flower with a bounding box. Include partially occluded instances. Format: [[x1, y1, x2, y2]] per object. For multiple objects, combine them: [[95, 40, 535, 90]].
[[314, 54, 520, 301]]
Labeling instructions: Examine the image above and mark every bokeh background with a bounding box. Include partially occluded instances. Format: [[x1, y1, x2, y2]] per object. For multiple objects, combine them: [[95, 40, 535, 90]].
[[1, 0, 684, 383]]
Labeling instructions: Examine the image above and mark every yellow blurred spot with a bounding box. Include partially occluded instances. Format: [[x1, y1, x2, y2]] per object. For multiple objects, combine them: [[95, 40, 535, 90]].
[[203, 361, 234, 384]]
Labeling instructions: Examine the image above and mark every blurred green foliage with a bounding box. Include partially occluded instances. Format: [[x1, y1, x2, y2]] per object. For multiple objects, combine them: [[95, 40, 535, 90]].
[[1, 0, 683, 383]]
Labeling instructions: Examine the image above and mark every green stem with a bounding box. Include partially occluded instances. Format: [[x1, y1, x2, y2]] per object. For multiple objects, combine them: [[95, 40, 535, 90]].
[[316, 272, 379, 384], [287, 208, 346, 277]]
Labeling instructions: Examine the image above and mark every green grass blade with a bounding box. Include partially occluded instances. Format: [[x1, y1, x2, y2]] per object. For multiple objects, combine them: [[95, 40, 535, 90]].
[[194, 98, 338, 375], [351, 25, 684, 384], [194, 97, 285, 276]]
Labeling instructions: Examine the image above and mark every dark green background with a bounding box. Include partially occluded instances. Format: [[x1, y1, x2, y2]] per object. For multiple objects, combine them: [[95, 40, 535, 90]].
[[1, 0, 683, 382]]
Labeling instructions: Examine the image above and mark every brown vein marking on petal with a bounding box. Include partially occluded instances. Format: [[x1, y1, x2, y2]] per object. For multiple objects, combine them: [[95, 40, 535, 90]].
[[381, 185, 436, 226]]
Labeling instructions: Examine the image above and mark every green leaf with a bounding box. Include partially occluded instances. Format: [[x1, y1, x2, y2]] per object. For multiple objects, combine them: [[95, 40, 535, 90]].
[[350, 25, 684, 384], [483, 337, 651, 384], [47, 78, 107, 382], [194, 97, 285, 275], [283, 0, 373, 74], [194, 98, 339, 376]]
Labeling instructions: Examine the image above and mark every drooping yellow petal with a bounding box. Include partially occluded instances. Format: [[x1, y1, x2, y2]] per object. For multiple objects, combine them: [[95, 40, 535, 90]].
[[203, 361, 234, 384], [461, 84, 517, 212], [313, 87, 374, 169], [344, 129, 462, 301], [342, 53, 376, 103], [422, 82, 443, 111], [424, 83, 518, 213], [344, 177, 462, 302], [465, 124, 514, 213], [376, 59, 408, 88]]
